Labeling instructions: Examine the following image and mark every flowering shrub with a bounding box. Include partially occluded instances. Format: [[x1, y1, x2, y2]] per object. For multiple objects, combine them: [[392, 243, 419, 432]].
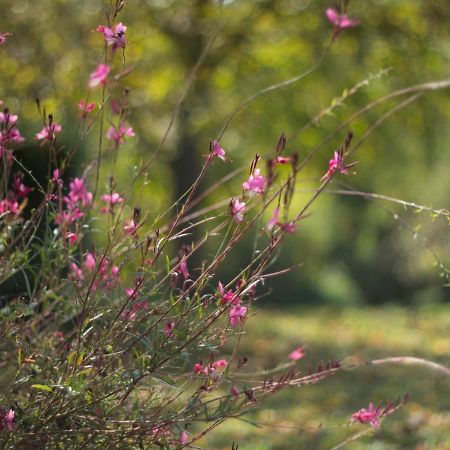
[[0, 1, 449, 449]]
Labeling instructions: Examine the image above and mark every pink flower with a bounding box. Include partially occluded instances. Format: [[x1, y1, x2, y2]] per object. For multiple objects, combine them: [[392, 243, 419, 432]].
[[180, 431, 188, 445], [351, 403, 382, 428], [4, 409, 15, 431], [100, 192, 124, 213], [321, 148, 357, 181], [0, 107, 25, 154], [217, 281, 225, 296], [0, 199, 19, 216], [97, 23, 127, 51], [55, 177, 93, 228], [211, 140, 226, 161], [230, 199, 246, 223], [212, 359, 228, 369], [219, 285, 237, 306], [71, 262, 84, 282], [124, 218, 137, 235], [179, 259, 189, 280], [0, 111, 18, 126], [66, 178, 93, 207], [35, 123, 62, 142], [326, 8, 359, 29], [52, 169, 63, 186], [11, 172, 32, 199], [229, 304, 247, 327], [89, 64, 110, 89], [111, 265, 120, 277], [164, 321, 175, 338], [65, 232, 78, 245], [288, 347, 306, 361], [125, 287, 136, 299], [222, 290, 236, 305], [243, 168, 267, 196], [217, 282, 238, 305], [0, 33, 10, 45], [193, 363, 208, 376], [106, 124, 135, 145], [78, 100, 96, 119], [2, 128, 25, 144], [84, 253, 96, 271]]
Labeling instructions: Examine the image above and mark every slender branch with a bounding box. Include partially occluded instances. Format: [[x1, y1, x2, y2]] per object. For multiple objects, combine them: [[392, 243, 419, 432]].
[[369, 356, 450, 376]]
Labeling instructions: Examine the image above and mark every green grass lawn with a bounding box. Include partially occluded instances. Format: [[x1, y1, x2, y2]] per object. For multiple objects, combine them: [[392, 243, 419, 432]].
[[200, 304, 450, 449]]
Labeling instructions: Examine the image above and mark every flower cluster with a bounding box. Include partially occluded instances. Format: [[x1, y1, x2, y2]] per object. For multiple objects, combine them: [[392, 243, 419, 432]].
[[193, 358, 228, 376], [217, 281, 248, 327], [53, 177, 93, 244], [71, 252, 120, 290], [0, 172, 31, 218]]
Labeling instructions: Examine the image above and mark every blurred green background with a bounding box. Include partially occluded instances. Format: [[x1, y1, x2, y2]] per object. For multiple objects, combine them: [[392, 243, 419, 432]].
[[1, 0, 449, 448]]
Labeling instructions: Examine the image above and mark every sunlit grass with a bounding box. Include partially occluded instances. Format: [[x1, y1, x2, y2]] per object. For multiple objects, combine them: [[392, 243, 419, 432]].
[[201, 304, 450, 449]]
